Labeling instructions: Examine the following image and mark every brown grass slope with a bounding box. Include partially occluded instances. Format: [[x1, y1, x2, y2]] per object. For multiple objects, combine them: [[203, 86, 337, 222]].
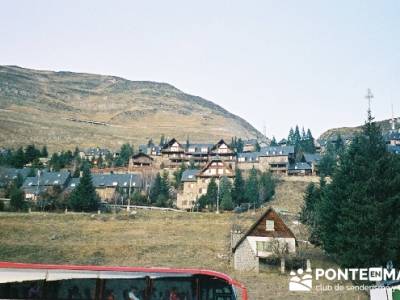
[[0, 66, 261, 151], [0, 180, 365, 299]]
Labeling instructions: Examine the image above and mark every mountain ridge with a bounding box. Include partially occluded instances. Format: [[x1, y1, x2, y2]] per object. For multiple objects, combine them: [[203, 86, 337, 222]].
[[0, 65, 261, 150]]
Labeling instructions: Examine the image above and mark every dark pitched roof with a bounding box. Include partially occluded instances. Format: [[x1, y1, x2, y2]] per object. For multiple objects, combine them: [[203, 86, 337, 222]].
[[132, 152, 153, 161], [232, 207, 296, 251], [91, 173, 141, 188], [65, 177, 81, 192], [181, 169, 200, 182], [237, 152, 260, 161], [198, 157, 234, 178], [22, 171, 70, 188], [259, 146, 294, 156], [303, 153, 321, 163], [211, 139, 230, 151], [288, 162, 312, 171], [162, 138, 182, 150], [0, 167, 32, 187]]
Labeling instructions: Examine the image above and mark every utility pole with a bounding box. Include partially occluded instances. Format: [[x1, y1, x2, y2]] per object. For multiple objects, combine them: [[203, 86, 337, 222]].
[[127, 173, 133, 212], [216, 176, 220, 214]]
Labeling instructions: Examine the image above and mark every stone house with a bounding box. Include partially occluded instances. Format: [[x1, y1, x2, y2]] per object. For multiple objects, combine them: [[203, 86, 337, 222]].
[[231, 207, 296, 272], [288, 162, 312, 176], [185, 143, 213, 166], [236, 152, 260, 171], [79, 147, 114, 161], [258, 146, 295, 174], [176, 157, 235, 210], [161, 138, 185, 168], [385, 132, 400, 146], [22, 170, 71, 201], [129, 152, 153, 168], [243, 139, 258, 153], [91, 173, 142, 202], [210, 139, 236, 165]]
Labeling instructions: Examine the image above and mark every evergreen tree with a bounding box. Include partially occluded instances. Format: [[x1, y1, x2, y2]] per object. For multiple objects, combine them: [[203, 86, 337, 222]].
[[40, 146, 48, 158], [270, 136, 278, 146], [287, 128, 295, 145], [315, 111, 400, 267], [236, 138, 244, 153], [219, 176, 233, 210], [10, 184, 25, 211], [25, 144, 41, 163], [245, 167, 259, 207], [255, 141, 261, 152], [69, 167, 100, 212], [115, 144, 134, 166], [258, 171, 276, 203], [294, 125, 301, 146], [149, 173, 162, 204], [232, 168, 245, 206], [206, 178, 218, 209], [173, 163, 187, 189], [12, 147, 25, 168], [159, 134, 165, 147]]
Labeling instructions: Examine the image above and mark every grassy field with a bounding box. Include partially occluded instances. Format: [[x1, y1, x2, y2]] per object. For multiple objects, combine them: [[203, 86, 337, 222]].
[[0, 179, 366, 299]]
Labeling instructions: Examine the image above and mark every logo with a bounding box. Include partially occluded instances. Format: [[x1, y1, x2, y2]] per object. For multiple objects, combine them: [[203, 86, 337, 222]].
[[289, 268, 312, 292]]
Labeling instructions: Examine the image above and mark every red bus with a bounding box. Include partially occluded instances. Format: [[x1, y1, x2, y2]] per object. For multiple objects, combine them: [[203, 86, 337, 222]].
[[0, 262, 248, 300]]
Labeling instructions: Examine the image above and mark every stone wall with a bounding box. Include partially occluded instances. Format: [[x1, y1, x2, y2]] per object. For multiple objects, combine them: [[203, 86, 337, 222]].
[[233, 238, 259, 272]]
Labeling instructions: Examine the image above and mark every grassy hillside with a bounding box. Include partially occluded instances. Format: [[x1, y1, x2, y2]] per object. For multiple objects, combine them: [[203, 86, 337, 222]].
[[319, 118, 397, 141], [0, 66, 262, 151], [0, 180, 365, 299]]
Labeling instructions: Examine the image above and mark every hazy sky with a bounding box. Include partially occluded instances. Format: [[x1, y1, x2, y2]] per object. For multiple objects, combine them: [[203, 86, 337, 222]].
[[1, 0, 399, 139]]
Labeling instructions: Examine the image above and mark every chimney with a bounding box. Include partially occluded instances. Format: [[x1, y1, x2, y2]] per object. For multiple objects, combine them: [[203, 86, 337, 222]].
[[230, 229, 244, 250], [79, 171, 83, 178]]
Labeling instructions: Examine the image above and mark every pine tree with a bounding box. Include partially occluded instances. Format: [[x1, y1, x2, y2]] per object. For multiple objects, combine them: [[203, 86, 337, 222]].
[[25, 144, 41, 163], [315, 111, 400, 267], [149, 173, 162, 204], [206, 178, 218, 209], [10, 184, 25, 211], [40, 146, 48, 158], [12, 147, 26, 168], [219, 176, 233, 211], [288, 128, 295, 145], [69, 167, 100, 212], [232, 168, 245, 206], [245, 167, 259, 206], [116, 144, 134, 167], [259, 171, 276, 203], [270, 136, 278, 146]]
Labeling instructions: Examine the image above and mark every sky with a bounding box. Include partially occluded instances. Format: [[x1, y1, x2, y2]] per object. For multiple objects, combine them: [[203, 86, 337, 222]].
[[0, 0, 399, 139]]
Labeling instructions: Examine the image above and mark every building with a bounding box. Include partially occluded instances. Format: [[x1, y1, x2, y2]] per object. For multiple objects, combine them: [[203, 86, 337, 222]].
[[161, 138, 185, 168], [258, 146, 295, 174], [385, 132, 400, 146], [185, 143, 213, 166], [288, 162, 312, 176], [139, 144, 161, 156], [231, 207, 296, 272], [237, 152, 260, 171], [129, 152, 154, 168], [243, 139, 258, 153], [210, 139, 236, 163], [79, 147, 114, 161], [176, 157, 235, 210], [22, 171, 71, 201], [91, 173, 142, 202], [387, 144, 400, 155], [0, 167, 32, 188], [303, 153, 321, 175]]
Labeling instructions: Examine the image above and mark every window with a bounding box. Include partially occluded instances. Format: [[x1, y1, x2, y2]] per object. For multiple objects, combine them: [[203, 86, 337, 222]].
[[256, 241, 272, 252], [45, 279, 96, 300], [266, 220, 275, 231]]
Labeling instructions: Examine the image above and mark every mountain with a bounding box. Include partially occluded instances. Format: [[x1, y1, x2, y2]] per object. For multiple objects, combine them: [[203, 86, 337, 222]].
[[0, 65, 261, 151], [319, 118, 398, 141]]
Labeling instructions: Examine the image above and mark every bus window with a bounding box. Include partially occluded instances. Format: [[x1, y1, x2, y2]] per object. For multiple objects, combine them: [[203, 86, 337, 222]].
[[45, 279, 96, 300], [199, 278, 234, 300], [102, 278, 146, 300], [150, 278, 196, 300], [0, 280, 44, 299]]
